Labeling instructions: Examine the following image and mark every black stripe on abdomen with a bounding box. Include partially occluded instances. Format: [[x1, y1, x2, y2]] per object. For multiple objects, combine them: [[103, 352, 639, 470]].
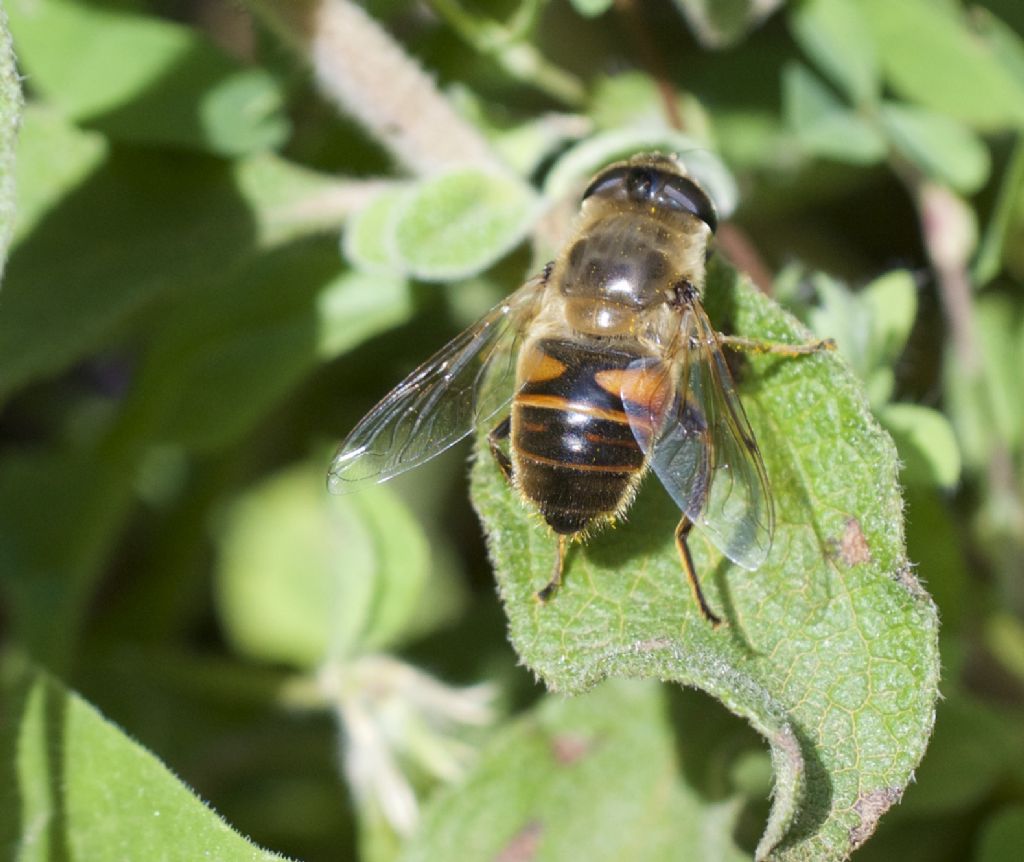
[[512, 338, 647, 534]]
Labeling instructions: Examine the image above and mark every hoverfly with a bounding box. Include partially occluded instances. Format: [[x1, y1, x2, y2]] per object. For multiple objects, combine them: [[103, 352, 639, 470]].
[[329, 154, 830, 625]]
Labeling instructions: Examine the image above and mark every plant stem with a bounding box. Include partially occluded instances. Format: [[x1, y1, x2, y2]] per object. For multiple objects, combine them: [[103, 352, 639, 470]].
[[245, 0, 498, 174]]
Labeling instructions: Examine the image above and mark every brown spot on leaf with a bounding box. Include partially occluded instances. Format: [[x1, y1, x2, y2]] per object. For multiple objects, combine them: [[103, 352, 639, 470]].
[[550, 732, 592, 765], [838, 518, 871, 566], [848, 786, 902, 850], [494, 821, 543, 862]]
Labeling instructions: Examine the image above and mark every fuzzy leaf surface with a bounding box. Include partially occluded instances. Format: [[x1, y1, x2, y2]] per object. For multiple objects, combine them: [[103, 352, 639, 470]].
[[0, 1, 21, 279], [470, 261, 940, 860], [1, 659, 288, 862]]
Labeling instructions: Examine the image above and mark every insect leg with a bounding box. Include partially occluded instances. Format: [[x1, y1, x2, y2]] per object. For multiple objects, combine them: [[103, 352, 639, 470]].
[[487, 416, 514, 483], [536, 534, 567, 603], [718, 335, 835, 356], [675, 517, 722, 626]]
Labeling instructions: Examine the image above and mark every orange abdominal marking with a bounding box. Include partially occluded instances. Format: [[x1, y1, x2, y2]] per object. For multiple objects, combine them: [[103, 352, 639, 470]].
[[522, 352, 568, 383], [517, 449, 636, 473], [584, 431, 640, 447], [594, 367, 672, 418], [514, 392, 631, 425]]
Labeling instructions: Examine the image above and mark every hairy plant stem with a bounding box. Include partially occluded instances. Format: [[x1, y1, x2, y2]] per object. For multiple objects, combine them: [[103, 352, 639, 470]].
[[245, 0, 498, 174]]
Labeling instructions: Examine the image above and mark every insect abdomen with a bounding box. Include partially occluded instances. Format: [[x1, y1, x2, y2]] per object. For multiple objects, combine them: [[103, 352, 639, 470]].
[[511, 338, 648, 535]]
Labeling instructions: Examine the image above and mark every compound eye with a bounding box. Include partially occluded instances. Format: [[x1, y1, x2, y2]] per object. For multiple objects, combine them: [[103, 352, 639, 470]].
[[626, 168, 657, 201], [661, 175, 718, 233], [581, 166, 630, 201]]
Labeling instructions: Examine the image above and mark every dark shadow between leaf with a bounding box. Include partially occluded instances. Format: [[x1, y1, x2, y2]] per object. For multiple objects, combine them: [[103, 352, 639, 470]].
[[0, 661, 72, 862], [43, 674, 72, 862], [664, 683, 763, 801], [774, 720, 834, 852]]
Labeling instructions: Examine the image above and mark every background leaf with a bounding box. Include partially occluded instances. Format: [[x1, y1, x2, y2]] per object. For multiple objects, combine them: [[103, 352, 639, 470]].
[[343, 187, 409, 274], [0, 1, 21, 278], [878, 103, 990, 194], [1, 657, 289, 861], [7, 0, 288, 155], [471, 261, 940, 860], [878, 403, 961, 490], [404, 680, 748, 862], [0, 146, 258, 404], [569, 0, 615, 19], [671, 0, 785, 49], [391, 168, 540, 281], [782, 64, 887, 165], [215, 463, 431, 668], [789, 0, 879, 106], [859, 0, 1024, 130], [975, 805, 1024, 862], [8, 0, 1023, 857]]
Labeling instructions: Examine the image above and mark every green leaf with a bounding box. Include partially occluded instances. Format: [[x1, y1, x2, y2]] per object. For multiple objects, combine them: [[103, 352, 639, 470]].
[[976, 806, 1024, 862], [10, 105, 107, 246], [973, 135, 1024, 287], [783, 64, 887, 165], [0, 2, 22, 279], [0, 146, 350, 405], [214, 463, 430, 668], [470, 261, 939, 860], [133, 242, 411, 453], [7, 0, 288, 155], [317, 268, 412, 360], [495, 117, 591, 180], [974, 8, 1024, 94], [671, 0, 785, 49], [859, 0, 1024, 130], [1, 657, 287, 862], [588, 72, 711, 141], [858, 271, 918, 373], [878, 403, 961, 490], [0, 446, 138, 669], [878, 103, 991, 194], [343, 186, 409, 274], [944, 292, 1024, 468], [568, 0, 615, 18], [802, 270, 917, 407], [404, 680, 748, 862], [232, 153, 370, 247], [392, 168, 540, 281], [789, 0, 879, 105], [0, 147, 260, 404]]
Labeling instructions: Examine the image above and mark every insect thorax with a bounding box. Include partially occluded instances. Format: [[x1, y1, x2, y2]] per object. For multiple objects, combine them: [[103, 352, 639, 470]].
[[552, 209, 708, 339]]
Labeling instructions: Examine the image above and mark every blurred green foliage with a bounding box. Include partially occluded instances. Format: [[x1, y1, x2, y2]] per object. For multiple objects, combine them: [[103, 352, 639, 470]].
[[1, 1, 1023, 861]]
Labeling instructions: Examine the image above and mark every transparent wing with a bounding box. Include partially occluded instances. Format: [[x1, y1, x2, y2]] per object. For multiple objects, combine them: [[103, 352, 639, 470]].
[[623, 305, 774, 570], [328, 276, 545, 493]]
